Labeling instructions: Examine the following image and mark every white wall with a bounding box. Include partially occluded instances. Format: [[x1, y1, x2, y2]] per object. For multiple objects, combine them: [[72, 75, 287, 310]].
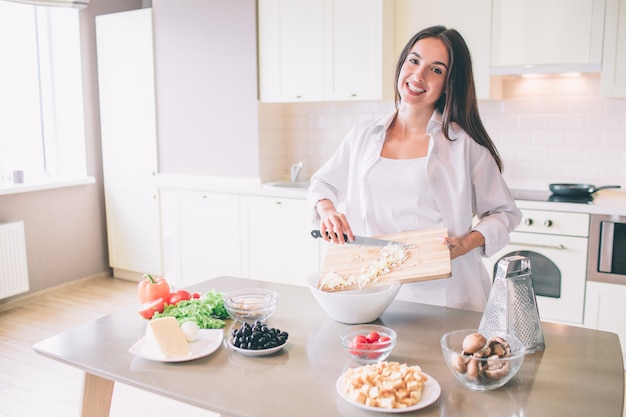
[[153, 0, 259, 178], [259, 74, 626, 192]]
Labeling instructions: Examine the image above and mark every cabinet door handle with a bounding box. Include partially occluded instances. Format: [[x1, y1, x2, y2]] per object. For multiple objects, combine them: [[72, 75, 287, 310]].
[[508, 241, 566, 250], [598, 222, 615, 273]]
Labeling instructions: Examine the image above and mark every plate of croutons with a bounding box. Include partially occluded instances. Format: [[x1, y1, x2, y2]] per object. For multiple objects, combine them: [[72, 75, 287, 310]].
[[336, 361, 440, 413]]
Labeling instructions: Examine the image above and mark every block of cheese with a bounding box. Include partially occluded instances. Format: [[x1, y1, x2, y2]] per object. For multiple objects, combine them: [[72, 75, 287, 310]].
[[144, 317, 191, 358]]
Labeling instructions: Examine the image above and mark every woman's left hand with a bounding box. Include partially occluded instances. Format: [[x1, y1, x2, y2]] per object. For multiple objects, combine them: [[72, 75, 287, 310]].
[[444, 231, 485, 260]]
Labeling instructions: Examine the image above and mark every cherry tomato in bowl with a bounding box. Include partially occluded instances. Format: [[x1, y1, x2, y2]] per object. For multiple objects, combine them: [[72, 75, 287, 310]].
[[340, 324, 397, 364], [367, 331, 381, 343]]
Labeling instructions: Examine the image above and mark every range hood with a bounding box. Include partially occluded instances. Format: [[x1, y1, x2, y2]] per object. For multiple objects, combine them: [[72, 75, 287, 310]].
[[491, 63, 602, 76], [3, 0, 88, 8]]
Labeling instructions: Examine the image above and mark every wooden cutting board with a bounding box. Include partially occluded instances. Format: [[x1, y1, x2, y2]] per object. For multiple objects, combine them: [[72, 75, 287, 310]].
[[318, 226, 451, 292]]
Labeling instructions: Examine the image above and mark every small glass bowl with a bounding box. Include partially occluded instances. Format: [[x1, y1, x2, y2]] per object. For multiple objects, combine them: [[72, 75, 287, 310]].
[[223, 288, 278, 323], [339, 324, 397, 364], [440, 329, 525, 391]]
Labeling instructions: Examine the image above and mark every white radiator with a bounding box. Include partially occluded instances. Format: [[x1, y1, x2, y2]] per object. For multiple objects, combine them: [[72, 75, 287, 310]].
[[0, 221, 30, 299]]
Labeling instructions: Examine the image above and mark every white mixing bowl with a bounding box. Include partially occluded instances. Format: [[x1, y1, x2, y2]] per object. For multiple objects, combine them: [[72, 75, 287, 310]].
[[306, 273, 401, 324]]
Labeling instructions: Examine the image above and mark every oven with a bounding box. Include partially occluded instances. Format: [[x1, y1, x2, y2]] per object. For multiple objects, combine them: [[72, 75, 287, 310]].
[[587, 213, 626, 285], [483, 209, 590, 325]]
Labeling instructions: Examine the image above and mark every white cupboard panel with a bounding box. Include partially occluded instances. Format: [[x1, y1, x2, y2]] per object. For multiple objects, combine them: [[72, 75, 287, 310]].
[[258, 0, 394, 102], [96, 9, 161, 275], [584, 281, 626, 369], [104, 182, 161, 275], [242, 196, 320, 286], [161, 190, 242, 289], [491, 0, 605, 71], [96, 9, 158, 181], [602, 0, 626, 96]]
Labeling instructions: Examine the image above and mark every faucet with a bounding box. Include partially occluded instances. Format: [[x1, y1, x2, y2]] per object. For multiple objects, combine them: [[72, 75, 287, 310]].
[[290, 161, 303, 182]]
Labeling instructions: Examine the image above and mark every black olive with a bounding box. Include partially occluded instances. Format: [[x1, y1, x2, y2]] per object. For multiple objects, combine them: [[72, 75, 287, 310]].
[[231, 323, 289, 350]]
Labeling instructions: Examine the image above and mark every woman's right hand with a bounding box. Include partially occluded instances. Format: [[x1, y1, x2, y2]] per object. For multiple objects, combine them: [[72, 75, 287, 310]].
[[316, 199, 354, 244]]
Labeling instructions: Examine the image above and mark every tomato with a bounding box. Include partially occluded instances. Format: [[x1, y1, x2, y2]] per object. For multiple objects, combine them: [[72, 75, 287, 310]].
[[367, 336, 391, 359], [348, 332, 393, 359], [168, 289, 192, 305], [366, 331, 380, 343], [192, 292, 201, 299], [349, 334, 368, 355], [138, 274, 170, 304], [377, 335, 392, 346], [138, 297, 165, 319]]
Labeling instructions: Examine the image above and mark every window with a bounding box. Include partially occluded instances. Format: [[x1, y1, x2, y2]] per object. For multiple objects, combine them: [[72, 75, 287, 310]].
[[0, 0, 86, 186]]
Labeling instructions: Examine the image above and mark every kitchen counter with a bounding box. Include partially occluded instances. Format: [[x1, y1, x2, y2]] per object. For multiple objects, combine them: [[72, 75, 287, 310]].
[[156, 173, 310, 199], [512, 188, 626, 216], [155, 174, 626, 215], [33, 276, 624, 417]]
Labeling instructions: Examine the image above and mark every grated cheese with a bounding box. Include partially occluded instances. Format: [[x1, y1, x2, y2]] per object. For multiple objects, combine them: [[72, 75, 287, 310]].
[[319, 243, 409, 291]]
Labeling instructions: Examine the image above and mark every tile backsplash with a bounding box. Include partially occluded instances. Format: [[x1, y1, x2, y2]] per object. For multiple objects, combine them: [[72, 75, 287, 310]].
[[259, 74, 626, 192]]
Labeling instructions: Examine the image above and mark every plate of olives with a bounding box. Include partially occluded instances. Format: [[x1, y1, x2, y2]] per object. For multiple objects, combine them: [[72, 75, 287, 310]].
[[227, 321, 289, 357]]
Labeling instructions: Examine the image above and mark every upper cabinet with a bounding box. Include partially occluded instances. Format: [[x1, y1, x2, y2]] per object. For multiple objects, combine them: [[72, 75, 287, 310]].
[[602, 0, 626, 96], [491, 0, 606, 74], [97, 9, 158, 183], [258, 0, 395, 102], [394, 0, 492, 99]]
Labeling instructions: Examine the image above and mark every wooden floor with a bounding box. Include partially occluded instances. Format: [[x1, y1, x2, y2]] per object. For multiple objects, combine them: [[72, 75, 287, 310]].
[[0, 276, 624, 417], [0, 277, 218, 417]]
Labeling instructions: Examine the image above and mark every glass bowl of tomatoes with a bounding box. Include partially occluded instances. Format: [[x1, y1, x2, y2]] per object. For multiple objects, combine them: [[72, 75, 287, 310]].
[[340, 324, 397, 364], [223, 288, 279, 324]]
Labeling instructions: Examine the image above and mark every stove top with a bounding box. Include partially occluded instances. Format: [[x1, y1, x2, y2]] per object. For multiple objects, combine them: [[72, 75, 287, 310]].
[[510, 189, 594, 204]]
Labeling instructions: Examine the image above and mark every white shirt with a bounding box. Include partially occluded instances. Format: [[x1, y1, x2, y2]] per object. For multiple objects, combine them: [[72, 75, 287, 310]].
[[307, 109, 522, 311], [367, 156, 447, 306]]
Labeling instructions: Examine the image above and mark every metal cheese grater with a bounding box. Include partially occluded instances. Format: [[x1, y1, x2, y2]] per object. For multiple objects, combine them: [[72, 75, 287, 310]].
[[479, 255, 545, 353]]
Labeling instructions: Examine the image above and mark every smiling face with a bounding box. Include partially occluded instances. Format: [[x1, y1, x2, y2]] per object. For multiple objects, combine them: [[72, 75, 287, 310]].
[[396, 37, 449, 110]]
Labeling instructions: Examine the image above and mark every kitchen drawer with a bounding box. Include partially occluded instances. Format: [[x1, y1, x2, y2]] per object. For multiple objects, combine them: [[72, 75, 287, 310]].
[[515, 209, 590, 237]]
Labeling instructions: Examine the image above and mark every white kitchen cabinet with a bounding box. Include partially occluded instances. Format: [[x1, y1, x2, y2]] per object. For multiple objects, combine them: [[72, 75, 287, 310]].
[[258, 0, 324, 102], [326, 0, 396, 101], [394, 0, 492, 99], [584, 281, 626, 369], [96, 9, 161, 278], [258, 0, 395, 102], [601, 0, 626, 96], [241, 195, 320, 286], [491, 0, 605, 73], [160, 190, 242, 289], [102, 181, 161, 276]]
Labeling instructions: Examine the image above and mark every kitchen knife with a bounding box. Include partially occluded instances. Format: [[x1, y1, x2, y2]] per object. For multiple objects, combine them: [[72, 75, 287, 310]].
[[310, 230, 410, 247]]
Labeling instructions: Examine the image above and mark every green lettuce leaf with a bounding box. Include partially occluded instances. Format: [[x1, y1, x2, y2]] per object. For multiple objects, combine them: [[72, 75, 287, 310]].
[[153, 289, 229, 329]]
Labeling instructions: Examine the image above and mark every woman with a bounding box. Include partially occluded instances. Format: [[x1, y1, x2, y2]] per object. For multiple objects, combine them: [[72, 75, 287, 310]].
[[306, 26, 521, 312]]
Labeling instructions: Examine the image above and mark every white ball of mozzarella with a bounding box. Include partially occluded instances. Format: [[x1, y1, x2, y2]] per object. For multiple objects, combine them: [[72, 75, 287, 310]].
[[181, 321, 199, 342]]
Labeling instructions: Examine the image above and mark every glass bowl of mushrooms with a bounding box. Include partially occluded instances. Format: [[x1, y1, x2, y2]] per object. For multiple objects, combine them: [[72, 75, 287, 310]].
[[440, 329, 525, 391]]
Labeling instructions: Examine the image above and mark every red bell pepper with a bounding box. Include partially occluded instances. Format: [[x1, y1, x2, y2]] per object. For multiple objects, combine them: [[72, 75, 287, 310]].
[[138, 274, 171, 304]]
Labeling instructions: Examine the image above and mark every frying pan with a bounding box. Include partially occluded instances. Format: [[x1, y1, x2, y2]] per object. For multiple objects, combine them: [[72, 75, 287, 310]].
[[549, 183, 621, 197]]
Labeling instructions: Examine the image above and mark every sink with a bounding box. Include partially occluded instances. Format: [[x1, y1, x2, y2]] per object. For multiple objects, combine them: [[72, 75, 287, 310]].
[[263, 181, 311, 189]]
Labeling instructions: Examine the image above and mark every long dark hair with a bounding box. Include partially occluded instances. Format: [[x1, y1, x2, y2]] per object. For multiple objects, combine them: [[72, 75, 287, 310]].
[[394, 25, 503, 172]]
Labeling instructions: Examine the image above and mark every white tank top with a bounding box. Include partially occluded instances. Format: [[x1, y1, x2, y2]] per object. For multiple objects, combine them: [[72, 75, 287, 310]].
[[366, 157, 442, 235], [366, 156, 446, 306]]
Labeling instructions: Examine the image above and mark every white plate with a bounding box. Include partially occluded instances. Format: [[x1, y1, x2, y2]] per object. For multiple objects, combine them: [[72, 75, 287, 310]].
[[336, 370, 441, 413], [227, 336, 288, 357], [129, 329, 224, 362]]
